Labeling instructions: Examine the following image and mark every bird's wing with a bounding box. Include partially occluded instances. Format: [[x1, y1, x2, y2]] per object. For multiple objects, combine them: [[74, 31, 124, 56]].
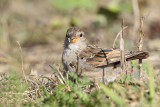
[[79, 45, 149, 68]]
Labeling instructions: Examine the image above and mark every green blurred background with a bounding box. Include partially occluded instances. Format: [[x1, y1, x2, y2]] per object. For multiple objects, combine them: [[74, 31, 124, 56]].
[[0, 0, 160, 75]]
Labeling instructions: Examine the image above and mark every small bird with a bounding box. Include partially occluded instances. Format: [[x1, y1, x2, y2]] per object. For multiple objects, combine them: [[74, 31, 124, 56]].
[[62, 27, 149, 82]]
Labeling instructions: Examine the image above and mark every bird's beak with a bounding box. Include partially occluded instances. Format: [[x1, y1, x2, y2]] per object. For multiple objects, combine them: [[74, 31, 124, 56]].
[[68, 36, 79, 43]]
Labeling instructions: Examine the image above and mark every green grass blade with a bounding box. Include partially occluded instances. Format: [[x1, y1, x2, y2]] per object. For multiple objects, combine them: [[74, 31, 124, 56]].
[[147, 62, 155, 102], [100, 83, 126, 106], [42, 85, 50, 97]]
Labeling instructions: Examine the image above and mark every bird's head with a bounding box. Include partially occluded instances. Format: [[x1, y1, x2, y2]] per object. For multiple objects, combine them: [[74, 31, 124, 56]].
[[64, 27, 87, 49]]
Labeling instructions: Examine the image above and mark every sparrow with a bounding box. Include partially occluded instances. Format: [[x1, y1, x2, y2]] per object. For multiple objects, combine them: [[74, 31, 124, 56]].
[[62, 27, 149, 82]]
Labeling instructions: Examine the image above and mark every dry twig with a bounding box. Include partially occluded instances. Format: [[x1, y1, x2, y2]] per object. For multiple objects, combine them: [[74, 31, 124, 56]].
[[49, 64, 65, 84], [17, 41, 27, 82], [138, 17, 145, 79], [132, 0, 140, 42], [112, 26, 128, 49], [120, 19, 128, 86], [120, 19, 126, 74]]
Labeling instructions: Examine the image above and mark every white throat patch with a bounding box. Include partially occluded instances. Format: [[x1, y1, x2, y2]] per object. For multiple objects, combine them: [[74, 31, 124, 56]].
[[68, 43, 79, 51]]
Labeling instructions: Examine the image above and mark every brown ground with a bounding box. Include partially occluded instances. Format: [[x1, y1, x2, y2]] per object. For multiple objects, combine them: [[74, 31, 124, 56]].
[[0, 0, 160, 79]]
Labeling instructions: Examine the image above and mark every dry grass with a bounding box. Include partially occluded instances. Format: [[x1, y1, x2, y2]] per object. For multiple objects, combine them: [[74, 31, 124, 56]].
[[0, 0, 160, 107]]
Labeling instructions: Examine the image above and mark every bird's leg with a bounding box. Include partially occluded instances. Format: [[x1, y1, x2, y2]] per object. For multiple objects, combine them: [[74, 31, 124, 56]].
[[75, 52, 81, 76], [76, 56, 79, 74], [139, 59, 142, 79], [102, 68, 105, 84], [66, 71, 69, 79], [78, 69, 83, 77], [113, 64, 117, 69]]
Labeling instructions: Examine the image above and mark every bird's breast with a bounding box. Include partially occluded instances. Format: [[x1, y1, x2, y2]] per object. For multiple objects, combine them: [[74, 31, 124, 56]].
[[62, 48, 78, 71]]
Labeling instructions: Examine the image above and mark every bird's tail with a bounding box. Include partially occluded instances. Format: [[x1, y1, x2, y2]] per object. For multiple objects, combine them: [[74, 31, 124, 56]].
[[126, 51, 149, 61]]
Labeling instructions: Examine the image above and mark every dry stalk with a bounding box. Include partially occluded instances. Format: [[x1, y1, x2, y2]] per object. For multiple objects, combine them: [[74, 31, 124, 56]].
[[120, 19, 126, 74], [17, 41, 27, 82], [57, 66, 66, 83], [138, 17, 144, 51], [49, 65, 73, 92], [138, 17, 145, 79], [120, 19, 128, 87], [49, 65, 65, 84], [132, 0, 140, 43], [112, 26, 128, 49], [57, 75, 65, 84]]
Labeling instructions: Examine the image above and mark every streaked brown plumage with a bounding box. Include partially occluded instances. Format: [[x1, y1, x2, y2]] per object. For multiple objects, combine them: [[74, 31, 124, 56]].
[[79, 45, 149, 68], [62, 27, 149, 82]]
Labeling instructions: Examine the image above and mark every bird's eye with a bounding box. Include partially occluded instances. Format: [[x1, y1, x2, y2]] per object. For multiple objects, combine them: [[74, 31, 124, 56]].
[[66, 34, 69, 38], [80, 33, 83, 37]]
